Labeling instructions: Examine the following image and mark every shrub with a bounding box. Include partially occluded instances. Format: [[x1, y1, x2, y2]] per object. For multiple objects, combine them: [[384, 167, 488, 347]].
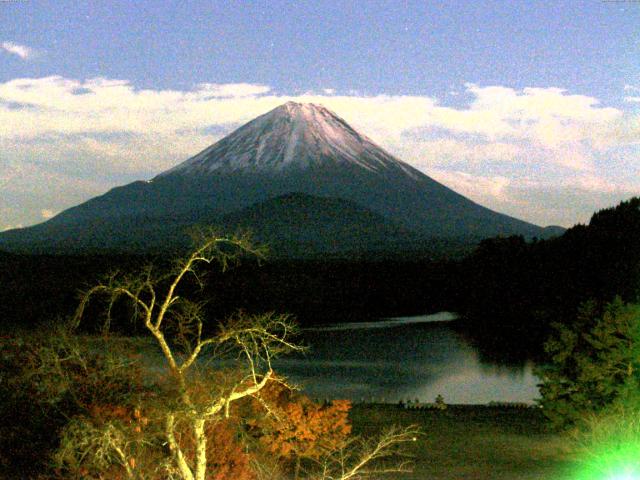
[[249, 381, 351, 478]]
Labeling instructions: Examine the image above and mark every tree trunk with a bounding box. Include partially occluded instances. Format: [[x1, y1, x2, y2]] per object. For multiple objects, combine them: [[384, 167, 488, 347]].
[[165, 413, 195, 480], [194, 417, 207, 480]]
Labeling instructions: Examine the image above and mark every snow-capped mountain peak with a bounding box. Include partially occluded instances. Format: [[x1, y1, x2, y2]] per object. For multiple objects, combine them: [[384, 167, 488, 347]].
[[158, 102, 418, 177]]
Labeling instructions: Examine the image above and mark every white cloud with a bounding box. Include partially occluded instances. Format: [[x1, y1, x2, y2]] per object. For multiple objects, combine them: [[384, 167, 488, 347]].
[[323, 88, 336, 95], [394, 139, 524, 174], [1, 41, 36, 60], [568, 175, 621, 194], [428, 169, 513, 203], [40, 209, 55, 219], [1, 76, 637, 229], [0, 78, 626, 151], [196, 82, 271, 98], [622, 85, 640, 108]]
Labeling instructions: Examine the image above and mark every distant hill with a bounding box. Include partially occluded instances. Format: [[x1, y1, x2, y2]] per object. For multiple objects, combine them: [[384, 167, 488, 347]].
[[540, 225, 566, 239], [219, 192, 424, 258]]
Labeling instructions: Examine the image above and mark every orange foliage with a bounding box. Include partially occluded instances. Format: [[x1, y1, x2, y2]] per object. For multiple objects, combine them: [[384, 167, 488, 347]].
[[173, 419, 256, 480], [205, 421, 256, 480], [251, 382, 352, 461]]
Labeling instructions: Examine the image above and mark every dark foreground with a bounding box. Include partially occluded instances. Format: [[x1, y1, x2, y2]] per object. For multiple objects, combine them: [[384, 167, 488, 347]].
[[350, 404, 575, 480]]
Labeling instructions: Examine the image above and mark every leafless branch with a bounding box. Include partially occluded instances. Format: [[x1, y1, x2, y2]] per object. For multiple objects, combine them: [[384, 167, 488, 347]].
[[310, 424, 421, 480]]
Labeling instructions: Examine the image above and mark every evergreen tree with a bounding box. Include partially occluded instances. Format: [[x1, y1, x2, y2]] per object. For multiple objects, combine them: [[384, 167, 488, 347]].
[[536, 298, 640, 429]]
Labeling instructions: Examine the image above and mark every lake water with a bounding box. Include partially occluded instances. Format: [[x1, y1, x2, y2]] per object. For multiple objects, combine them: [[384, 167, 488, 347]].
[[272, 312, 541, 405]]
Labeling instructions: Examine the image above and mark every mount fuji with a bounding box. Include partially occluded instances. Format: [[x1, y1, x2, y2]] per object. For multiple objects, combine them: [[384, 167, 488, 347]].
[[0, 102, 553, 255]]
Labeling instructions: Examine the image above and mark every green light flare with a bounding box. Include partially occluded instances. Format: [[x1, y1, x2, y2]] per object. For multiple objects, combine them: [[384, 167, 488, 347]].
[[606, 471, 640, 480], [572, 441, 640, 480]]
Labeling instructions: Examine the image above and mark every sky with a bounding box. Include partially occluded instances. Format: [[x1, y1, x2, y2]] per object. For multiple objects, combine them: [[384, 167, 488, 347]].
[[1, 0, 639, 230]]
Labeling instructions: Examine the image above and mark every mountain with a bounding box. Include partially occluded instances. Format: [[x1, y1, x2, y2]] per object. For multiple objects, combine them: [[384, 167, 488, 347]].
[[540, 225, 567, 239], [219, 192, 423, 258], [0, 102, 549, 255]]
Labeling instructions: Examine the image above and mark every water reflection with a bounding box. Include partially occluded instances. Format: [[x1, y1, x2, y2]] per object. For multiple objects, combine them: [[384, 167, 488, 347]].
[[273, 313, 540, 404]]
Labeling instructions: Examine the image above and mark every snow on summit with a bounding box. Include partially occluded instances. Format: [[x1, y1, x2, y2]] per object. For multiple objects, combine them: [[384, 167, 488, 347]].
[[159, 102, 419, 177]]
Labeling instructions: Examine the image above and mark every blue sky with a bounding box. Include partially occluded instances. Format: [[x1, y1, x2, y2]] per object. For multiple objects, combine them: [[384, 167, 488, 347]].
[[2, 0, 639, 230]]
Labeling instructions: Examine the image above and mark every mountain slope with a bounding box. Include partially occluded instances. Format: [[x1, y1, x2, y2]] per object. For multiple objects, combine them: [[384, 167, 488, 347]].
[[219, 192, 422, 257], [0, 102, 546, 254], [159, 102, 421, 176]]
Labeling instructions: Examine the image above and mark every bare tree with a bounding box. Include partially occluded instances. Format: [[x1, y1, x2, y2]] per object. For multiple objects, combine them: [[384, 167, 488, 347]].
[[63, 231, 419, 480], [70, 231, 302, 480]]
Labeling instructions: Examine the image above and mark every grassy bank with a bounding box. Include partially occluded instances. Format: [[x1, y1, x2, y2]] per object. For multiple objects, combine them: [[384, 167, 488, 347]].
[[349, 404, 576, 480]]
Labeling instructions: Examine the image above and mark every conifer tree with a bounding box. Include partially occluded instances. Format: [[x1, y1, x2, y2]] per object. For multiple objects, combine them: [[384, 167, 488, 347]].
[[537, 298, 640, 429]]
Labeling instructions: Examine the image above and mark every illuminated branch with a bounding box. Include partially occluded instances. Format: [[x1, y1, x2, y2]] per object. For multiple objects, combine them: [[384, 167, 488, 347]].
[[71, 230, 300, 480], [310, 425, 421, 480]]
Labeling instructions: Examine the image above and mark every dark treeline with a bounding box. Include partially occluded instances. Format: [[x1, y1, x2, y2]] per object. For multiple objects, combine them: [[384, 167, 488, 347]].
[[0, 252, 150, 331], [2, 197, 639, 362], [457, 197, 640, 360], [0, 249, 460, 333], [201, 258, 459, 323]]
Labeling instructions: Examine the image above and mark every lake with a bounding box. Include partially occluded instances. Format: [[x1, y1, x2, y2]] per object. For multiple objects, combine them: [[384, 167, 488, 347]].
[[272, 312, 541, 405]]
